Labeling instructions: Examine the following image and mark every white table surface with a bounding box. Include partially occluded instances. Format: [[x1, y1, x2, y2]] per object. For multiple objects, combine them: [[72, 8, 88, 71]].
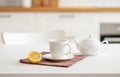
[[0, 44, 120, 77]]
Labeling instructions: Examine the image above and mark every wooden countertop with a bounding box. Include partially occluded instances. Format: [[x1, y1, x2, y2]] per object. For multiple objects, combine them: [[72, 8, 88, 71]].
[[0, 7, 120, 12]]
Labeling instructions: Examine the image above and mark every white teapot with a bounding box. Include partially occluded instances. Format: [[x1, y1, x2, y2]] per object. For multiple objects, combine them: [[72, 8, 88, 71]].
[[75, 36, 109, 56]]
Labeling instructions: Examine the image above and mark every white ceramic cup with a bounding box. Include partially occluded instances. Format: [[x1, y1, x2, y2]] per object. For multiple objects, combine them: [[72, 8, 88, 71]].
[[49, 39, 71, 59]]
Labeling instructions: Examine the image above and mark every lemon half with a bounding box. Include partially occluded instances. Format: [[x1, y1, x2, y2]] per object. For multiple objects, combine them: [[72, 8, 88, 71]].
[[28, 51, 42, 63]]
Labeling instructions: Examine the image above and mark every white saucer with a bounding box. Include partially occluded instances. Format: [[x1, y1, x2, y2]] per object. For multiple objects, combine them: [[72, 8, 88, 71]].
[[43, 54, 74, 61]]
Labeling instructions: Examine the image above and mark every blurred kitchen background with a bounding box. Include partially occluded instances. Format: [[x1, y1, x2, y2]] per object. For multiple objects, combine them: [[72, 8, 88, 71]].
[[0, 0, 120, 44]]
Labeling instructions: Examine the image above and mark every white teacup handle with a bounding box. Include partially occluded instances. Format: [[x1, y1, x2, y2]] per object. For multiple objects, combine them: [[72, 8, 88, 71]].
[[64, 44, 71, 55]]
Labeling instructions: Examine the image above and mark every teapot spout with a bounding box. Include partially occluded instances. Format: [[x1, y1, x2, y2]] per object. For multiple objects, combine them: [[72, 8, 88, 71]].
[[66, 36, 80, 50], [73, 37, 80, 50]]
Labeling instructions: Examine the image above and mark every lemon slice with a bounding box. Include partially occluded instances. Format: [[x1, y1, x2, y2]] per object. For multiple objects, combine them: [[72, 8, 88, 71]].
[[28, 51, 42, 63]]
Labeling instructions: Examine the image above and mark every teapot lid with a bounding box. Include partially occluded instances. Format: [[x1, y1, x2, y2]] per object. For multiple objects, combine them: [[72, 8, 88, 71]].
[[81, 35, 101, 44]]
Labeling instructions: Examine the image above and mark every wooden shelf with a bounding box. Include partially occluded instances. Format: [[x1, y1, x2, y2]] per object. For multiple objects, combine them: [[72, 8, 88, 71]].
[[0, 7, 34, 12], [0, 7, 120, 12]]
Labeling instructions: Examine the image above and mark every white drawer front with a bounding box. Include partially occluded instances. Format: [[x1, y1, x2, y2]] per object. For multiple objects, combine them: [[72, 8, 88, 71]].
[[35, 12, 92, 40], [0, 12, 34, 32]]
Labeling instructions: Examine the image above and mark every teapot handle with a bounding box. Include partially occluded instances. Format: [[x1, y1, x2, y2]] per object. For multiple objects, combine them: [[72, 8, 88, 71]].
[[101, 40, 109, 52], [102, 40, 109, 45]]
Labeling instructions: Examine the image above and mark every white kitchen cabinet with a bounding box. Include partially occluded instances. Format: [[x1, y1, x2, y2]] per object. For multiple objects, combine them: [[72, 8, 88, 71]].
[[99, 13, 120, 23], [0, 12, 34, 32], [88, 13, 101, 40], [0, 12, 34, 44], [35, 12, 93, 40]]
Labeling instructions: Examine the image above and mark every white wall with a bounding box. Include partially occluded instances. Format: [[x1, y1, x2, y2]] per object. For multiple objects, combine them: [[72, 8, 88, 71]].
[[59, 0, 120, 7], [0, 0, 22, 7]]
